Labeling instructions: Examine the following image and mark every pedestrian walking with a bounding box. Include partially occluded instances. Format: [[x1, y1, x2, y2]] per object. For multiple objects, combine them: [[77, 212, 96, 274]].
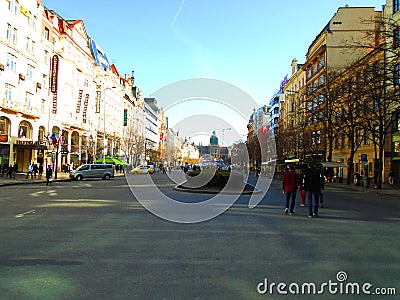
[[32, 163, 38, 178], [12, 162, 18, 179], [7, 164, 13, 179], [303, 164, 325, 218], [46, 165, 52, 186], [298, 169, 306, 207], [388, 170, 395, 187], [1, 164, 8, 177], [38, 163, 43, 178], [282, 165, 300, 215], [26, 162, 34, 179]]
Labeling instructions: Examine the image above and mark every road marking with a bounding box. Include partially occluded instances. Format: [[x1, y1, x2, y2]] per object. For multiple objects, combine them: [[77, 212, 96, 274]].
[[15, 209, 36, 218], [30, 190, 57, 197]]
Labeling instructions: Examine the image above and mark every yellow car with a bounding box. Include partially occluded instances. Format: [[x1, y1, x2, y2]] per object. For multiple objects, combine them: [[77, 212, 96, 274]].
[[130, 165, 154, 174]]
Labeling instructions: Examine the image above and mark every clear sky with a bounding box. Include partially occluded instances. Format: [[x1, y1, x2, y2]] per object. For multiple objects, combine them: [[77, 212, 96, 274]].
[[42, 0, 384, 104], [42, 0, 385, 145]]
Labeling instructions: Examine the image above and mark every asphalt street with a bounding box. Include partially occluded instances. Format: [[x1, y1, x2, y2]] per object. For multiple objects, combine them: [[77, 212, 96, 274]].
[[0, 173, 399, 299]]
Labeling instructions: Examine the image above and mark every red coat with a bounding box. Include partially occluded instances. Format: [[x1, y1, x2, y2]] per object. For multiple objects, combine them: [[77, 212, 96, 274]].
[[282, 170, 300, 192]]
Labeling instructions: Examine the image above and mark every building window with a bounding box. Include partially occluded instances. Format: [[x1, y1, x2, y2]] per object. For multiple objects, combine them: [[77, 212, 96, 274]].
[[8, 0, 19, 14], [44, 27, 50, 41], [43, 74, 48, 89], [319, 58, 325, 69], [0, 117, 11, 135], [395, 64, 400, 85], [394, 28, 400, 48], [313, 64, 318, 74], [38, 126, 45, 142], [5, 84, 14, 101], [31, 41, 35, 55], [307, 70, 312, 79], [33, 16, 37, 30], [319, 75, 324, 85], [44, 50, 49, 64], [6, 24, 12, 42], [25, 92, 33, 107], [364, 129, 370, 145], [14, 0, 19, 15], [26, 37, 30, 52], [12, 28, 17, 45], [394, 0, 400, 13], [27, 11, 32, 27], [6, 53, 17, 72], [26, 64, 34, 80], [41, 99, 46, 114], [18, 121, 31, 139]]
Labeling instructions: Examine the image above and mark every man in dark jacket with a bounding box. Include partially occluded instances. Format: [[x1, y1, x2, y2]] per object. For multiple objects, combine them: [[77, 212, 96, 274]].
[[282, 165, 300, 215], [303, 164, 325, 218], [46, 166, 52, 186]]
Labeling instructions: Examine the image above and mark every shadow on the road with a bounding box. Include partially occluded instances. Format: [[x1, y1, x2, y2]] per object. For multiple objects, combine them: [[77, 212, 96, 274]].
[[0, 258, 84, 267]]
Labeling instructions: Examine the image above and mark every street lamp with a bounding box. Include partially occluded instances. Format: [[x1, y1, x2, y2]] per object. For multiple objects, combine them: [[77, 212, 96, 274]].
[[103, 86, 116, 163]]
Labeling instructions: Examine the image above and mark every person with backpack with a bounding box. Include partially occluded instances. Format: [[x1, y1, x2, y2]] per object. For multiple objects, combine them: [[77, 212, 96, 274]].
[[303, 164, 325, 218]]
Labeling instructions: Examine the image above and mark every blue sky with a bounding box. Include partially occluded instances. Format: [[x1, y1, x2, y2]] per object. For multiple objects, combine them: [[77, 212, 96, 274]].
[[42, 0, 385, 106]]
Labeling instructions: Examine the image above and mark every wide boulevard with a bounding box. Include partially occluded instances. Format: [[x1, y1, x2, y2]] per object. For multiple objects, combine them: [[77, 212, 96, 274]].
[[0, 173, 399, 299]]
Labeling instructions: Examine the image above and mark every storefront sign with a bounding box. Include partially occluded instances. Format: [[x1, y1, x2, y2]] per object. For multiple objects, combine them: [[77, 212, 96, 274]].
[[15, 140, 48, 150], [0, 135, 8, 142]]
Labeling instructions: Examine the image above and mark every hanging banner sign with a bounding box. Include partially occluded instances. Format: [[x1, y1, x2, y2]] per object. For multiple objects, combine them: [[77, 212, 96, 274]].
[[95, 91, 101, 113], [82, 94, 89, 123], [76, 89, 83, 113], [50, 55, 59, 114]]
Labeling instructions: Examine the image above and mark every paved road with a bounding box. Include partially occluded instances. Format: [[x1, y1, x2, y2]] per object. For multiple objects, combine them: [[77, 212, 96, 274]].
[[0, 173, 399, 299]]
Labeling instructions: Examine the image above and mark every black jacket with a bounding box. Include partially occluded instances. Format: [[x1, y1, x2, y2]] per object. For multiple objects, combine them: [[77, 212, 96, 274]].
[[303, 168, 324, 193]]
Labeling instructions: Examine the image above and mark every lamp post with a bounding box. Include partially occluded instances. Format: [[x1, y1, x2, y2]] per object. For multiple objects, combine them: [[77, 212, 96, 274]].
[[103, 86, 116, 163]]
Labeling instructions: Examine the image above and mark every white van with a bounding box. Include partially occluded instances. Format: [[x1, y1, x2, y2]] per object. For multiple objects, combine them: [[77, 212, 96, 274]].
[[70, 164, 115, 180]]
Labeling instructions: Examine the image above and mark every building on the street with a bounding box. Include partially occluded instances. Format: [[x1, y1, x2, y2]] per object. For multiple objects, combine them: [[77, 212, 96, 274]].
[[301, 6, 381, 163], [143, 98, 160, 165], [0, 1, 142, 173], [0, 0, 46, 171], [279, 59, 306, 162]]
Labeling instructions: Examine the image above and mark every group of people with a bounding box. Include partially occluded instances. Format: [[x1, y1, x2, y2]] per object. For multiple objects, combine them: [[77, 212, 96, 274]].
[[0, 162, 18, 179], [26, 162, 44, 179], [282, 164, 325, 218], [25, 162, 53, 185]]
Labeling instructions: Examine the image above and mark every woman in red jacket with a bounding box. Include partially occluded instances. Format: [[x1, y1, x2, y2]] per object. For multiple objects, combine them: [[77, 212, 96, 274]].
[[282, 165, 300, 215]]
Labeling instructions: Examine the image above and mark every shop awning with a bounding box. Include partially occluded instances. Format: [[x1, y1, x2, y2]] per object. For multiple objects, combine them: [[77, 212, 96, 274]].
[[94, 156, 129, 165]]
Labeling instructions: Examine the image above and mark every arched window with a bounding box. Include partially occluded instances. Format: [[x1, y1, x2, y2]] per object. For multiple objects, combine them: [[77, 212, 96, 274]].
[[38, 126, 45, 142], [18, 121, 32, 139], [71, 131, 79, 153], [52, 126, 60, 136], [0, 117, 11, 135]]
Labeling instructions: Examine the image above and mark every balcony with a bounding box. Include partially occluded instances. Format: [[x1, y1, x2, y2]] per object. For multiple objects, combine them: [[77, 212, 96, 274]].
[[1, 98, 38, 117]]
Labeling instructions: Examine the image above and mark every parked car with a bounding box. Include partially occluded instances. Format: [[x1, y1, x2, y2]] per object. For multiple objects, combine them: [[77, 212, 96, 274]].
[[130, 165, 154, 174], [70, 164, 115, 180]]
